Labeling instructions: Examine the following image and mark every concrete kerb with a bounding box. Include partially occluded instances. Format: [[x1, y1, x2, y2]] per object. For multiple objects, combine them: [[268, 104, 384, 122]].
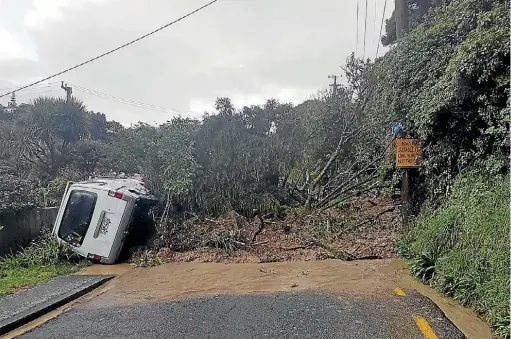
[[0, 276, 113, 335]]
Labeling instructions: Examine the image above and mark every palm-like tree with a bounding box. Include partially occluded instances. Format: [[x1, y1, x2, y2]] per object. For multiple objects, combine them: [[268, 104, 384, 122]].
[[4, 96, 89, 181]]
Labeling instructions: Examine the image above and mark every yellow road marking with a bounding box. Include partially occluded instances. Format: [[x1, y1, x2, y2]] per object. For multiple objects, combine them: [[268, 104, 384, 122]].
[[394, 287, 407, 296], [414, 316, 439, 339]]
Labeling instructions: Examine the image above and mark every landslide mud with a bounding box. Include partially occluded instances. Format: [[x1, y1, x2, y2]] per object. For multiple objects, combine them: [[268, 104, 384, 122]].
[[82, 259, 492, 339]]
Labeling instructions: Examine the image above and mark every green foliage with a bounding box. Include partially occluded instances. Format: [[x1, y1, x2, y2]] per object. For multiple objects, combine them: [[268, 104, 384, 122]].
[[193, 100, 282, 216], [152, 118, 200, 201], [0, 166, 36, 214], [0, 232, 86, 295], [1, 232, 82, 269], [0, 265, 80, 296], [0, 97, 90, 181], [72, 139, 107, 176], [109, 99, 294, 217], [399, 174, 510, 336], [370, 0, 509, 201], [203, 229, 246, 252], [42, 167, 83, 207], [0, 96, 117, 183]]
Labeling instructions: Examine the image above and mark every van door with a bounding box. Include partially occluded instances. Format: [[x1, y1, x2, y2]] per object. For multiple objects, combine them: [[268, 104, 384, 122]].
[[80, 188, 130, 261], [57, 187, 131, 263]]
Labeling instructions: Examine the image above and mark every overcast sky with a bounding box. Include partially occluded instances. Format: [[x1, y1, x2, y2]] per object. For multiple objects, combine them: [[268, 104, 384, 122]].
[[0, 0, 393, 125]]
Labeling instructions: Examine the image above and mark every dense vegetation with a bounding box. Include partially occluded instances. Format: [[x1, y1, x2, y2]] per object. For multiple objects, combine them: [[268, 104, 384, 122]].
[[373, 0, 509, 200], [0, 0, 508, 334], [0, 56, 390, 218], [0, 232, 86, 295], [399, 174, 509, 336], [382, 0, 510, 336]]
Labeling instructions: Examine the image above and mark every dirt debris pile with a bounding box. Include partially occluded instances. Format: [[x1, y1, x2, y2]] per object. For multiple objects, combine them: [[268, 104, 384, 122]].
[[131, 198, 401, 267]]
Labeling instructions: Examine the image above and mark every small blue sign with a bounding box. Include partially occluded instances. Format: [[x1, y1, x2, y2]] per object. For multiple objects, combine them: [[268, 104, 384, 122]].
[[392, 121, 402, 135]]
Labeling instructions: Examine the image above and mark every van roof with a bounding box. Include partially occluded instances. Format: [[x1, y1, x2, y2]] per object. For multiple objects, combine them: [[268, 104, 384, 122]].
[[71, 178, 153, 197]]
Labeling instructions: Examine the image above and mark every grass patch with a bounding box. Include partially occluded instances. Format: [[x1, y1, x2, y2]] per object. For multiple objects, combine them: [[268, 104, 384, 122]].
[[0, 232, 88, 296], [399, 173, 510, 338], [0, 264, 82, 296]]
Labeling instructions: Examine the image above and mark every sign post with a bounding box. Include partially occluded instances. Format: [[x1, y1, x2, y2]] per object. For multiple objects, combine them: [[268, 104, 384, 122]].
[[395, 138, 422, 227]]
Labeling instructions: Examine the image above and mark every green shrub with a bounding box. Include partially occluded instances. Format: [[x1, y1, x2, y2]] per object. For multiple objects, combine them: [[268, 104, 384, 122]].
[[369, 0, 510, 200], [0, 232, 87, 295], [42, 167, 82, 207], [203, 229, 246, 252], [0, 232, 82, 270], [0, 167, 37, 214], [399, 173, 510, 337]]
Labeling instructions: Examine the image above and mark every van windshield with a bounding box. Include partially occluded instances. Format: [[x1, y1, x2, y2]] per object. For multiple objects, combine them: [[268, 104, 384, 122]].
[[58, 190, 97, 246]]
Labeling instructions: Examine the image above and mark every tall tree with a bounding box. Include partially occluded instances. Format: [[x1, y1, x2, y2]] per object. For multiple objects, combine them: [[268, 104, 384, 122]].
[[1, 97, 89, 181]]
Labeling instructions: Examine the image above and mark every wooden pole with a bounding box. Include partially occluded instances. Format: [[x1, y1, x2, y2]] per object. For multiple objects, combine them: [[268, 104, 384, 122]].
[[61, 81, 72, 104], [401, 165, 410, 227], [395, 0, 409, 40], [395, 0, 410, 226]]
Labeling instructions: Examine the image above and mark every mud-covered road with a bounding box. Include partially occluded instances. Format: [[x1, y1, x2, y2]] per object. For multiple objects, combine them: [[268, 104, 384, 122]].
[[11, 260, 492, 339]]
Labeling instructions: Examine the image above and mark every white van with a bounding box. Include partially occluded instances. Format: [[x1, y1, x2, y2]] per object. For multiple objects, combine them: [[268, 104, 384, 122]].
[[52, 177, 158, 264]]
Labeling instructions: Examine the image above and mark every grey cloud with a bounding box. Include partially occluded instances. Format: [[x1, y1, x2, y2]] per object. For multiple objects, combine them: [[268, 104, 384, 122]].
[[1, 0, 390, 123]]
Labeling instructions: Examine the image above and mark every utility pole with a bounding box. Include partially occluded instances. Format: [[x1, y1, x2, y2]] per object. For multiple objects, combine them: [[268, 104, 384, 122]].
[[395, 0, 411, 227], [395, 0, 409, 40], [8, 92, 16, 108], [328, 75, 341, 97], [61, 81, 72, 104], [6, 92, 17, 116]]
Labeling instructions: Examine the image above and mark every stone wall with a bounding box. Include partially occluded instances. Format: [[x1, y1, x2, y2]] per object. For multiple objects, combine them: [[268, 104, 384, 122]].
[[0, 207, 58, 257]]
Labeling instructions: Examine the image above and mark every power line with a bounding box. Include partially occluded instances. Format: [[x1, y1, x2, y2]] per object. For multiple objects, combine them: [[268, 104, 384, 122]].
[[0, 0, 219, 99], [372, 0, 377, 51], [75, 88, 197, 117], [355, 0, 360, 56], [0, 86, 60, 100], [362, 0, 368, 59], [72, 84, 183, 113], [0, 82, 59, 92], [21, 88, 61, 96], [75, 88, 187, 114], [71, 84, 198, 117], [375, 0, 388, 59], [16, 87, 59, 96]]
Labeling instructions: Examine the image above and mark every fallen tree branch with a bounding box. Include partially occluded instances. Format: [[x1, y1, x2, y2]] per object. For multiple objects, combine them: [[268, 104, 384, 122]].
[[338, 207, 395, 235], [317, 177, 379, 210], [251, 209, 265, 242], [252, 240, 270, 246], [318, 184, 378, 212], [306, 238, 356, 261], [315, 137, 396, 209], [344, 246, 384, 261], [351, 255, 384, 260], [279, 245, 308, 251]]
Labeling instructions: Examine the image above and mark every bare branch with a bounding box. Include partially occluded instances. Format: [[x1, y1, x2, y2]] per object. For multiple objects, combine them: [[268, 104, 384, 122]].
[[317, 176, 379, 210], [318, 184, 379, 211]]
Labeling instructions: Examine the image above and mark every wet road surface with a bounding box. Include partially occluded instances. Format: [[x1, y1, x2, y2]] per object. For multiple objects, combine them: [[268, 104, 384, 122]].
[[13, 260, 491, 339], [18, 291, 467, 339]]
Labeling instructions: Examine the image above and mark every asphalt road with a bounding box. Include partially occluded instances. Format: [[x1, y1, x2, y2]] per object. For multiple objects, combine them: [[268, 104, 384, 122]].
[[18, 291, 465, 339]]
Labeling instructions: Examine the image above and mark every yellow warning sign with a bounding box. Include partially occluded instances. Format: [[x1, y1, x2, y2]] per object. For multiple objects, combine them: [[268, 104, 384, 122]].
[[396, 138, 422, 168]]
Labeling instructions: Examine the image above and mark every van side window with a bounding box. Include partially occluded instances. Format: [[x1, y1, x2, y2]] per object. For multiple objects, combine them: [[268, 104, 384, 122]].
[[58, 190, 97, 246]]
